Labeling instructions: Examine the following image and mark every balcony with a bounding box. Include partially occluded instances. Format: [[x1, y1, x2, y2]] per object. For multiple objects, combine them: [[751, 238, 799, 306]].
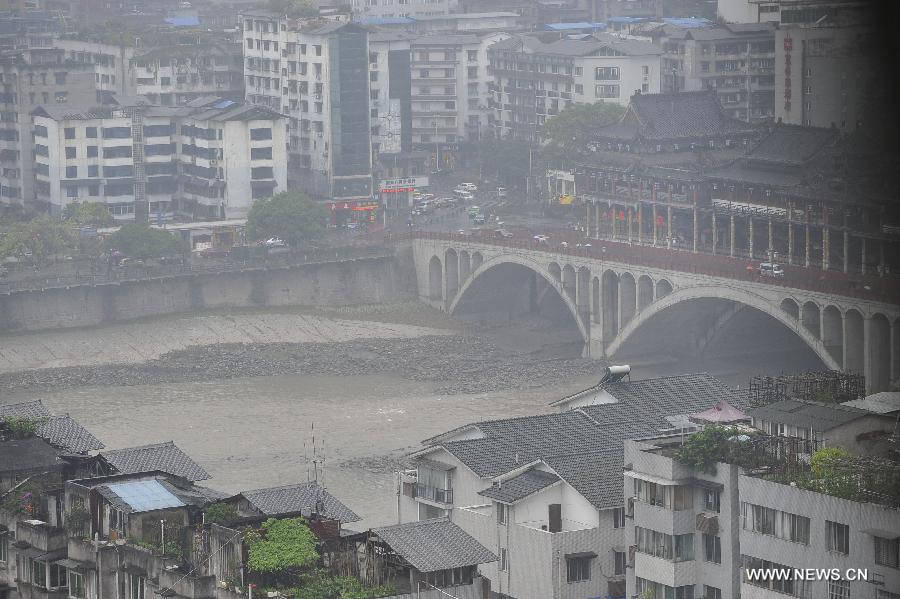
[[415, 484, 453, 504]]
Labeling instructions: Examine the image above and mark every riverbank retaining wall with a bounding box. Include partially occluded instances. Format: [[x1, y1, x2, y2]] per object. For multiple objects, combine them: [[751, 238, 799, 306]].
[[0, 251, 416, 334]]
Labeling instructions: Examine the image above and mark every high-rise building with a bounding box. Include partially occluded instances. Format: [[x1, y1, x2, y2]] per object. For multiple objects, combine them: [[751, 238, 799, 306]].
[[242, 12, 373, 207]]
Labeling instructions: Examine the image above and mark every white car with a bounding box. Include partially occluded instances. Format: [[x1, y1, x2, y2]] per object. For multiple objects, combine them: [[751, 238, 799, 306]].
[[459, 183, 477, 192], [533, 235, 549, 243], [265, 237, 286, 247], [759, 262, 784, 277]]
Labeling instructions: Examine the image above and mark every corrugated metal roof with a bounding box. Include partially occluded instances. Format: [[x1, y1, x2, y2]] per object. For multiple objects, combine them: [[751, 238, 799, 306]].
[[104, 480, 185, 513]]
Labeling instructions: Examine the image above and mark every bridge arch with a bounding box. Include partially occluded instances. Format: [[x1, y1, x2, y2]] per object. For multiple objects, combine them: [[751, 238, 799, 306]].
[[604, 285, 841, 370], [428, 256, 442, 301], [780, 298, 800, 320], [637, 275, 654, 311], [869, 313, 892, 391], [656, 278, 673, 299], [445, 248, 459, 299], [448, 254, 589, 342], [548, 261, 561, 282]]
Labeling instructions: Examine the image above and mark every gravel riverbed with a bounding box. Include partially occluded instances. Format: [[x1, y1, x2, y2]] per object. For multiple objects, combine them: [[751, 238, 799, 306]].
[[0, 334, 600, 395]]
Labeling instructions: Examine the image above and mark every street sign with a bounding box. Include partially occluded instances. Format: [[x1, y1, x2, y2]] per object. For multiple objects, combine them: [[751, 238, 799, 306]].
[[379, 176, 429, 193]]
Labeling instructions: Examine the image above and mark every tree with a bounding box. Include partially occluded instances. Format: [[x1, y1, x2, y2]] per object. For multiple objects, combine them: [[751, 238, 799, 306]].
[[63, 202, 115, 228], [246, 191, 329, 247], [266, 0, 318, 17], [810, 447, 856, 499], [0, 216, 75, 262], [104, 222, 187, 259], [246, 518, 319, 574], [538, 101, 625, 170]]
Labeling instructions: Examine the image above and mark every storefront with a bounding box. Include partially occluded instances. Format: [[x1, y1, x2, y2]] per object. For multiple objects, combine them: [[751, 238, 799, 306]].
[[325, 200, 381, 228]]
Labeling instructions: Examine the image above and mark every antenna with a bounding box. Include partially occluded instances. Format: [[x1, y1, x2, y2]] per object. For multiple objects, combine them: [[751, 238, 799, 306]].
[[304, 422, 327, 489]]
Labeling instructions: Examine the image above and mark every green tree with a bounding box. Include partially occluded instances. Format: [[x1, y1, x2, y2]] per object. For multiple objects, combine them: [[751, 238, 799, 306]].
[[538, 101, 625, 169], [674, 426, 743, 475], [246, 191, 329, 247], [0, 216, 75, 262], [246, 517, 319, 574], [104, 222, 187, 259], [205, 503, 238, 525], [810, 447, 856, 498], [63, 202, 115, 227]]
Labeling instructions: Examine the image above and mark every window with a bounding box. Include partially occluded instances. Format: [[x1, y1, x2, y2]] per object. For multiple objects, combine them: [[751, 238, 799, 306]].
[[704, 586, 722, 599], [129, 575, 145, 599], [635, 528, 694, 561], [250, 127, 272, 140], [574, 66, 583, 76], [829, 580, 850, 599], [703, 534, 721, 563], [612, 507, 625, 528], [674, 534, 694, 561], [64, 127, 75, 139], [251, 167, 274, 180], [642, 65, 649, 76], [87, 146, 98, 158], [595, 66, 620, 80], [49, 563, 67, 589], [103, 146, 132, 159], [467, 67, 477, 78], [614, 551, 626, 576], [251, 147, 273, 160], [566, 556, 591, 583], [66, 166, 77, 178], [595, 85, 620, 99], [826, 521, 849, 555], [88, 165, 99, 177], [369, 71, 378, 82], [34, 125, 48, 137], [743, 555, 812, 598], [103, 165, 133, 178], [467, 50, 477, 62], [704, 490, 720, 513], [574, 84, 583, 94], [88, 185, 99, 197], [55, 72, 67, 85], [0, 535, 6, 562], [65, 147, 76, 159], [499, 548, 507, 571], [86, 127, 97, 138], [101, 127, 130, 139], [34, 144, 49, 156], [636, 578, 694, 599], [875, 536, 899, 568], [496, 503, 507, 525], [32, 559, 47, 587]]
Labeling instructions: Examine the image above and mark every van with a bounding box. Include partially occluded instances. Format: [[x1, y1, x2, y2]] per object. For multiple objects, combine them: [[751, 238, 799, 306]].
[[759, 262, 784, 277]]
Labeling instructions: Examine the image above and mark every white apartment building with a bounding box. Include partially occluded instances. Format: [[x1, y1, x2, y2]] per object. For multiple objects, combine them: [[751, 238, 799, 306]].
[[408, 32, 506, 167], [31, 97, 286, 219], [242, 12, 373, 201], [489, 33, 662, 140], [350, 0, 458, 19], [398, 371, 746, 599], [625, 400, 900, 599], [54, 39, 135, 98]]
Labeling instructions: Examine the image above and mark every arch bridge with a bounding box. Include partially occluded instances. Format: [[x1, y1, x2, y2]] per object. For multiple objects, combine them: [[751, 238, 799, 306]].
[[412, 234, 900, 393]]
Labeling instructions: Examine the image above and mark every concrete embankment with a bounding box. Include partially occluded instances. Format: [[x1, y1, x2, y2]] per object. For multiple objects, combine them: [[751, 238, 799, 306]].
[[0, 248, 417, 334]]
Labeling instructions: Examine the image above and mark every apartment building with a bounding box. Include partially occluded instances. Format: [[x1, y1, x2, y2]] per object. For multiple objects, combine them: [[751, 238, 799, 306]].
[[349, 0, 459, 19], [717, 0, 873, 25], [242, 12, 373, 201], [369, 30, 414, 157], [398, 370, 747, 599], [408, 32, 505, 168], [639, 20, 776, 122], [625, 401, 900, 599], [489, 33, 662, 140], [30, 96, 286, 220], [0, 47, 96, 213], [54, 38, 134, 98]]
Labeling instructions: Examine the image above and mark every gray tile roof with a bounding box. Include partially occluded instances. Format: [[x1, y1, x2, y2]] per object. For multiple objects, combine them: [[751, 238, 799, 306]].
[[748, 399, 873, 431], [0, 437, 63, 473], [600, 91, 751, 141], [36, 416, 104, 454], [372, 518, 498, 572], [420, 373, 744, 509], [478, 470, 559, 503], [747, 123, 838, 166], [102, 441, 210, 481], [843, 392, 900, 415], [0, 400, 51, 419], [239, 482, 360, 523]]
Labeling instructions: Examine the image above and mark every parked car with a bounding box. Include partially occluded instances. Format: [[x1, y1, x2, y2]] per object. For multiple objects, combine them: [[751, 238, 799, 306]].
[[473, 214, 486, 225], [265, 237, 286, 247], [495, 229, 513, 238], [497, 187, 507, 198], [533, 234, 549, 243], [459, 182, 477, 192], [759, 262, 784, 277]]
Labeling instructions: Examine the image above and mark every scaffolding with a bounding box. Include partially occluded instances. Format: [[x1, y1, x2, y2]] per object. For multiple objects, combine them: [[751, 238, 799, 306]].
[[748, 370, 865, 407]]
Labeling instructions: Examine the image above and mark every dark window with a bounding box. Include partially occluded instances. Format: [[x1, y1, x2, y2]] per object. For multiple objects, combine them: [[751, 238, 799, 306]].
[[64, 127, 75, 139], [65, 147, 76, 159], [566, 556, 591, 583], [704, 490, 720, 513], [703, 534, 721, 564], [65, 165, 77, 178], [54, 72, 66, 84], [103, 146, 132, 159], [88, 185, 99, 196], [86, 127, 97, 138], [250, 127, 272, 140], [101, 127, 131, 139], [826, 521, 849, 555], [251, 167, 274, 179], [103, 165, 133, 178], [88, 165, 99, 177], [33, 125, 47, 137], [614, 551, 626, 576], [612, 507, 625, 528], [87, 146, 98, 158], [250, 147, 272, 160]]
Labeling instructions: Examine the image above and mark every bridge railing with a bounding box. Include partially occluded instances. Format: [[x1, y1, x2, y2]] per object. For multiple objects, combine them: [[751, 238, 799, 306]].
[[402, 231, 900, 306]]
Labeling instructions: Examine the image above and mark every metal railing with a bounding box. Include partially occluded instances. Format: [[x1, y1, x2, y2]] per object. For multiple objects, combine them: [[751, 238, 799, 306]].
[[415, 484, 453, 504]]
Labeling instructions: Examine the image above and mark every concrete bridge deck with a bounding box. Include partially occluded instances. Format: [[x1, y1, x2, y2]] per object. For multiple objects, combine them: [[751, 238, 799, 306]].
[[410, 232, 900, 393]]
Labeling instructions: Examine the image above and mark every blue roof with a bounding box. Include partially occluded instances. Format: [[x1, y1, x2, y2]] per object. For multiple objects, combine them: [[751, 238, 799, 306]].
[[165, 16, 201, 27], [544, 22, 606, 31], [354, 16, 414, 25], [106, 480, 185, 513], [213, 99, 236, 109], [607, 16, 650, 24], [663, 17, 713, 28]]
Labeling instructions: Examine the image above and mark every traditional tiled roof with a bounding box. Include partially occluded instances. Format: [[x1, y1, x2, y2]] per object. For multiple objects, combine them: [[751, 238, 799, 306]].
[[746, 123, 838, 166], [419, 373, 745, 509], [102, 441, 210, 481], [478, 470, 559, 503], [36, 416, 104, 454], [748, 399, 874, 431], [239, 482, 360, 523], [372, 518, 498, 573], [0, 437, 63, 473], [0, 400, 51, 419], [843, 392, 900, 415], [599, 91, 751, 142]]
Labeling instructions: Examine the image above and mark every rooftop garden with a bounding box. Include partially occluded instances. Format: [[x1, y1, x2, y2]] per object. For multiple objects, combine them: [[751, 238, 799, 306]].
[[674, 426, 900, 507]]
